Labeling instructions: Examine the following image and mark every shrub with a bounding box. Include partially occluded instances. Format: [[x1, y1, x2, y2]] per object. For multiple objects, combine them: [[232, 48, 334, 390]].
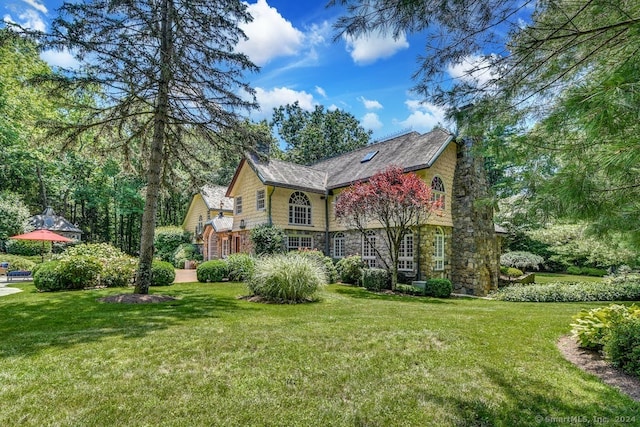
[[150, 260, 175, 286], [225, 253, 256, 282], [566, 266, 582, 275], [197, 260, 228, 283], [500, 251, 544, 271], [296, 250, 338, 284], [33, 261, 63, 292], [571, 304, 640, 349], [362, 268, 389, 291], [503, 267, 524, 278], [395, 283, 424, 296], [247, 253, 326, 303], [249, 223, 286, 255], [0, 254, 36, 272], [172, 243, 202, 268], [424, 278, 453, 298], [604, 318, 640, 377], [336, 255, 366, 285], [154, 226, 190, 263], [56, 256, 103, 290], [492, 281, 640, 302], [582, 267, 608, 277], [62, 243, 136, 288], [5, 239, 49, 256]]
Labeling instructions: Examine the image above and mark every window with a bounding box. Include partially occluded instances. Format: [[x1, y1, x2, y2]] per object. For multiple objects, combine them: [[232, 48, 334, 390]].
[[398, 233, 414, 271], [333, 232, 345, 258], [197, 215, 203, 234], [434, 227, 444, 271], [235, 196, 243, 214], [289, 192, 311, 225], [431, 176, 445, 210], [207, 211, 211, 221], [256, 189, 265, 211], [287, 235, 313, 251], [360, 150, 378, 163], [221, 237, 230, 258], [362, 230, 377, 268]]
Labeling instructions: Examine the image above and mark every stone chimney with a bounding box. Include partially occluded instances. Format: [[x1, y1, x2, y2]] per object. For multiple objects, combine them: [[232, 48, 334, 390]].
[[451, 139, 499, 296]]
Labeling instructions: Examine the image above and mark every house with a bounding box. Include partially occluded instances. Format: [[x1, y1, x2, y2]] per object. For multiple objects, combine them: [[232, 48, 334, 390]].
[[185, 129, 501, 296], [181, 185, 234, 259], [29, 207, 82, 241]]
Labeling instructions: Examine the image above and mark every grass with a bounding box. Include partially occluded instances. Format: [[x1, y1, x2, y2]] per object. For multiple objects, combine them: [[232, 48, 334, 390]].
[[535, 272, 604, 284], [1, 282, 638, 426]]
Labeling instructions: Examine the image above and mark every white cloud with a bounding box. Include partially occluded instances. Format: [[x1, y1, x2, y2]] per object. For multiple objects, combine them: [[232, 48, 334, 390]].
[[447, 55, 498, 87], [327, 104, 339, 111], [3, 9, 46, 32], [254, 86, 315, 118], [344, 30, 409, 65], [237, 0, 304, 66], [361, 112, 383, 131], [315, 86, 327, 98], [358, 96, 383, 110], [396, 100, 447, 133], [40, 49, 80, 69], [21, 0, 47, 14]]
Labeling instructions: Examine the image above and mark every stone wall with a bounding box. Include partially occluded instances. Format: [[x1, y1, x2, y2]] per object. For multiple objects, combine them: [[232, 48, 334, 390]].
[[451, 140, 500, 296]]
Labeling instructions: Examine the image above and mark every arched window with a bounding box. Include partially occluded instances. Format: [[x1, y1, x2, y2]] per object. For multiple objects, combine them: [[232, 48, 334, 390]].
[[434, 227, 444, 271], [362, 230, 377, 268], [431, 176, 445, 210], [289, 192, 311, 225], [333, 232, 345, 258]]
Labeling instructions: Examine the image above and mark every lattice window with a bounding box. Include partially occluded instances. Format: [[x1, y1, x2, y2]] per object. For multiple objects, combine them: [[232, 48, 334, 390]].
[[235, 196, 243, 214], [431, 176, 445, 210], [333, 232, 345, 258], [256, 189, 265, 211], [288, 192, 311, 225], [398, 233, 414, 271], [434, 227, 444, 271], [287, 235, 313, 251], [362, 230, 377, 268]]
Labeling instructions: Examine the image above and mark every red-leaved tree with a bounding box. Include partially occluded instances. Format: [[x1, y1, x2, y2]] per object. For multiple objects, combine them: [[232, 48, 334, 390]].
[[335, 165, 441, 289]]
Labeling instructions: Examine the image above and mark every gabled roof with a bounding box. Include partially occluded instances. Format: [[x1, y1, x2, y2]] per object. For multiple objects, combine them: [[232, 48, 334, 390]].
[[226, 128, 455, 196], [313, 128, 455, 189], [29, 207, 82, 233], [229, 152, 328, 195], [201, 185, 234, 211]]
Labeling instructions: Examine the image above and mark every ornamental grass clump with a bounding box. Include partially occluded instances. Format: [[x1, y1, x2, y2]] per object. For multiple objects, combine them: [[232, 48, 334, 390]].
[[247, 253, 326, 303]]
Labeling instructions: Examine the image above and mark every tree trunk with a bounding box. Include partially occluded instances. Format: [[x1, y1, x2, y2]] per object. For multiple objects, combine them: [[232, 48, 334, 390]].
[[134, 0, 173, 294]]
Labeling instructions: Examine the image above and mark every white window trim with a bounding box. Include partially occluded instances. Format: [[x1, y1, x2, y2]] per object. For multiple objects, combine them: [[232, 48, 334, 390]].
[[398, 232, 414, 271], [256, 189, 265, 211], [288, 191, 312, 226], [362, 231, 377, 268], [431, 176, 446, 210], [287, 234, 313, 251], [333, 232, 345, 258], [434, 227, 445, 271], [235, 196, 243, 214]]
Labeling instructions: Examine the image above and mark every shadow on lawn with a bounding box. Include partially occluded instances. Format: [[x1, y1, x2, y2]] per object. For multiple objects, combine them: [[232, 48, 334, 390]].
[[419, 365, 639, 426], [334, 286, 452, 304], [0, 283, 254, 359]]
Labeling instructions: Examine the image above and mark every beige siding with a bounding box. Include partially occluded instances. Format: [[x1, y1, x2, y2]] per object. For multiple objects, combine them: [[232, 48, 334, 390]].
[[183, 194, 209, 241], [417, 141, 456, 228], [270, 187, 326, 231], [230, 163, 269, 231]]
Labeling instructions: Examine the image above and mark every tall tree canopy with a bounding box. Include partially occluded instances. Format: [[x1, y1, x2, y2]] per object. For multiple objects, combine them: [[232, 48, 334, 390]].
[[36, 0, 260, 293], [271, 102, 371, 165]]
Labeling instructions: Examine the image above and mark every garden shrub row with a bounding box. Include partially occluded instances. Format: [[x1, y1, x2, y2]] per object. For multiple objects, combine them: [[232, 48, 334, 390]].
[[571, 304, 640, 378], [491, 281, 640, 302], [566, 266, 608, 277], [336, 255, 366, 285], [395, 279, 453, 298]]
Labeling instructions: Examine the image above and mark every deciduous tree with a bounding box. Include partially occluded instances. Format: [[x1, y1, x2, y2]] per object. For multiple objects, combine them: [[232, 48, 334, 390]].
[[335, 166, 440, 289]]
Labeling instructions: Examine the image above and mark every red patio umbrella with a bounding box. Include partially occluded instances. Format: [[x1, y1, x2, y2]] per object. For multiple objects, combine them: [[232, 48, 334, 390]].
[[10, 229, 73, 262]]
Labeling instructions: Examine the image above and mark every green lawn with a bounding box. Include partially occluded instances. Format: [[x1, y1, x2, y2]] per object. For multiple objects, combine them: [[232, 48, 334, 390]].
[[535, 272, 604, 284], [1, 282, 637, 426]]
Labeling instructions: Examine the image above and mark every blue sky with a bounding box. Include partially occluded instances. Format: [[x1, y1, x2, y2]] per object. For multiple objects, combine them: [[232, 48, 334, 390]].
[[2, 0, 497, 140]]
